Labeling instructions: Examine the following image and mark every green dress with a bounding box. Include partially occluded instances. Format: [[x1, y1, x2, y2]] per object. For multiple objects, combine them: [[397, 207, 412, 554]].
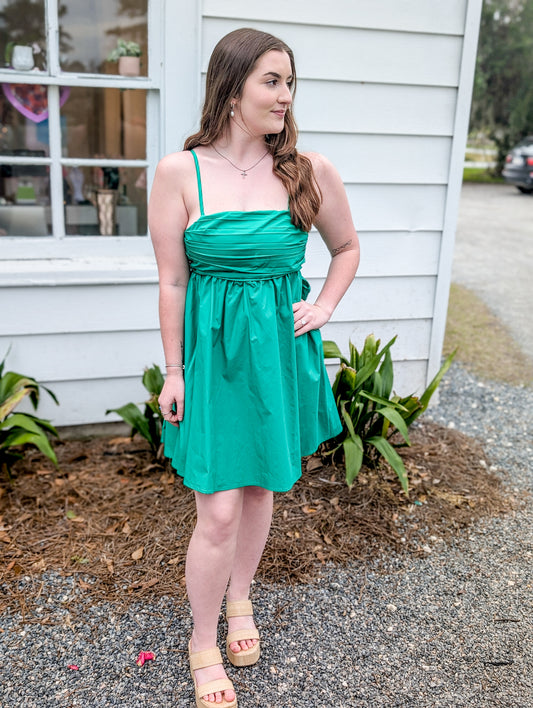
[[162, 149, 342, 494]]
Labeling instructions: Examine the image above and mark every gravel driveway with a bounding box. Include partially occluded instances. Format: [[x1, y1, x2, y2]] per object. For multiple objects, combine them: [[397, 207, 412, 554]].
[[453, 182, 533, 357]]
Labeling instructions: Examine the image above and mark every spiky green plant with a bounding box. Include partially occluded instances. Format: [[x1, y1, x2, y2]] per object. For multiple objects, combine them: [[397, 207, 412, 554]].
[[0, 355, 59, 476], [323, 335, 456, 492], [106, 364, 164, 455]]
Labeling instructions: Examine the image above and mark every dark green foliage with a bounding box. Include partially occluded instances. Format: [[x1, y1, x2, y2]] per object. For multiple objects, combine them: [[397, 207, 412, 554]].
[[106, 364, 164, 455], [323, 336, 456, 492], [0, 354, 59, 475]]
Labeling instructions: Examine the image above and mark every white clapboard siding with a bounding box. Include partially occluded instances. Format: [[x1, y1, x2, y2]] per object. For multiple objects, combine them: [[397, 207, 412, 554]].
[[202, 19, 463, 87], [0, 330, 162, 382], [203, 0, 467, 36], [387, 360, 428, 395], [305, 231, 442, 279], [295, 81, 458, 137], [20, 376, 152, 427], [0, 283, 159, 336], [343, 185, 446, 232], [307, 277, 436, 322], [0, 258, 156, 287], [299, 133, 451, 184]]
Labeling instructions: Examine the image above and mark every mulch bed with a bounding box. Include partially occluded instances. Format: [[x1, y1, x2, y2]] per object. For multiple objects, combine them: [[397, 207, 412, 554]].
[[0, 421, 514, 618]]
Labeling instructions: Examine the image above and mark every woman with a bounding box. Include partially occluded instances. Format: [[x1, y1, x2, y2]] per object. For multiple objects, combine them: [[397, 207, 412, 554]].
[[149, 27, 359, 708]]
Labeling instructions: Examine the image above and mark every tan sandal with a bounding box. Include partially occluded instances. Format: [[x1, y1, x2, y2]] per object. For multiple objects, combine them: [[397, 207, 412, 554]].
[[188, 641, 237, 708], [226, 599, 261, 667]]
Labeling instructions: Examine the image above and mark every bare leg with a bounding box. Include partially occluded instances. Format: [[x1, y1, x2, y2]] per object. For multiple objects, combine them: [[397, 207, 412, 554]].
[[187, 488, 243, 704], [227, 486, 273, 653]]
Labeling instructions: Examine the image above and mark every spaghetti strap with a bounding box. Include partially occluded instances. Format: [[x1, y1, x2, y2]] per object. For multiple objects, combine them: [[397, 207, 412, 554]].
[[190, 149, 205, 217]]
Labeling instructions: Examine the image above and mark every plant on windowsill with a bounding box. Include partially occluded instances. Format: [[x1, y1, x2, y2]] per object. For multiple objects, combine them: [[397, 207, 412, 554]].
[[107, 39, 142, 77], [8, 44, 33, 71]]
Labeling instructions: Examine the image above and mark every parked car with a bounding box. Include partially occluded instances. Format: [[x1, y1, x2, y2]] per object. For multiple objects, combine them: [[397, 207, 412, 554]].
[[502, 136, 533, 193]]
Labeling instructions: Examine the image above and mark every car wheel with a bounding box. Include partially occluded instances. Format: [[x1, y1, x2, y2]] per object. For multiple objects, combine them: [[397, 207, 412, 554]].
[[517, 186, 533, 194]]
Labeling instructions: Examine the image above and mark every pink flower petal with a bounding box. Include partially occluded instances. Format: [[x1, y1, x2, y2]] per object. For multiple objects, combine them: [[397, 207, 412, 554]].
[[136, 650, 155, 667], [67, 664, 79, 670]]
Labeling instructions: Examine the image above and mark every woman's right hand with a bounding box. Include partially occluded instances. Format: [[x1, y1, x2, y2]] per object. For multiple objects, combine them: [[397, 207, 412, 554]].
[[158, 373, 185, 427]]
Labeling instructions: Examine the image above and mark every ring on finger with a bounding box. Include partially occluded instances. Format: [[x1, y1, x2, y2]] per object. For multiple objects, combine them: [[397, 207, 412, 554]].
[[301, 318, 307, 326]]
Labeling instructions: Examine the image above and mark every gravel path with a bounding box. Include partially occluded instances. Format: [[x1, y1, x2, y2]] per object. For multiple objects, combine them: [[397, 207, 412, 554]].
[[1, 364, 532, 708]]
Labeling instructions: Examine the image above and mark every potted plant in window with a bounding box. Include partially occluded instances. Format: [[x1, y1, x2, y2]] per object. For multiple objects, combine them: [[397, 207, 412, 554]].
[[107, 39, 142, 77], [6, 42, 33, 71]]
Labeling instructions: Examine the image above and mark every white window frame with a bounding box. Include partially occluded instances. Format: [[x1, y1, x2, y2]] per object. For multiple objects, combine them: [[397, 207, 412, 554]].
[[0, 0, 161, 259]]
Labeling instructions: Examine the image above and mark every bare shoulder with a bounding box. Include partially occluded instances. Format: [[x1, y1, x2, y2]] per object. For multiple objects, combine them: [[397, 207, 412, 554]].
[[301, 151, 341, 185], [155, 150, 194, 179]]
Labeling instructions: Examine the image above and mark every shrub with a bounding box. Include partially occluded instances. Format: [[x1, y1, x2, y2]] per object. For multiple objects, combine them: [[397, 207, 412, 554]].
[[106, 365, 164, 455], [323, 335, 455, 492], [0, 355, 59, 476]]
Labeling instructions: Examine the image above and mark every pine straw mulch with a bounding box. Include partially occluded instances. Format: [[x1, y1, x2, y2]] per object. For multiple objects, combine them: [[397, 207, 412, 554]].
[[0, 421, 516, 619]]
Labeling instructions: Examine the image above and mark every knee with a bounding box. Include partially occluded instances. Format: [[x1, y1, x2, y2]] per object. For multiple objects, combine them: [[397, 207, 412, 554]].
[[196, 500, 241, 546], [244, 486, 273, 507]]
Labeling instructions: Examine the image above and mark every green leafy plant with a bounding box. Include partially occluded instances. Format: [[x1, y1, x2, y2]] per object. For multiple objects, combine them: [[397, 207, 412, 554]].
[[107, 39, 142, 61], [106, 364, 164, 455], [0, 355, 59, 476], [323, 335, 456, 493]]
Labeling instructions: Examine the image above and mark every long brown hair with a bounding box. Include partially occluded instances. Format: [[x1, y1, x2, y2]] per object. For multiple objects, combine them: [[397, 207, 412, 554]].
[[183, 27, 321, 232]]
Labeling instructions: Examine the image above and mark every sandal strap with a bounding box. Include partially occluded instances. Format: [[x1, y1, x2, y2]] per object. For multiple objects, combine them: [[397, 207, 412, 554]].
[[190, 646, 223, 671], [227, 628, 260, 644], [197, 677, 234, 697], [226, 599, 253, 618]]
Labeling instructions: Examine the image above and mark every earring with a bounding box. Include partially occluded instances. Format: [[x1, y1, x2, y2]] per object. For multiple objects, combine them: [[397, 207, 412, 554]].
[[230, 103, 235, 118]]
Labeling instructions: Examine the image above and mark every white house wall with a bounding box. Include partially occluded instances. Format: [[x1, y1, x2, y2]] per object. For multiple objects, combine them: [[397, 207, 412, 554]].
[[0, 0, 481, 426], [201, 0, 480, 400]]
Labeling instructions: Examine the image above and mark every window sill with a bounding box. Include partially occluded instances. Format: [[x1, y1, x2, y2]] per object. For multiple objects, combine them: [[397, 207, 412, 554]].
[[0, 256, 158, 287]]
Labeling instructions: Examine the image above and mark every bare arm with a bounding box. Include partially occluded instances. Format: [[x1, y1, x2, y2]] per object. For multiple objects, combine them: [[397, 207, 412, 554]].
[[148, 153, 191, 424], [293, 153, 360, 335]]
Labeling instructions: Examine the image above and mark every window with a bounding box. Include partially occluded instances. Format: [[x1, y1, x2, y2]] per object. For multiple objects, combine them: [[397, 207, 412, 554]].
[[0, 0, 159, 246]]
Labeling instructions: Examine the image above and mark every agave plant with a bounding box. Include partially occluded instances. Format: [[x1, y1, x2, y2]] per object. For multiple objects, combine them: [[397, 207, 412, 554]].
[[106, 364, 165, 455], [323, 335, 456, 492], [0, 355, 59, 476]]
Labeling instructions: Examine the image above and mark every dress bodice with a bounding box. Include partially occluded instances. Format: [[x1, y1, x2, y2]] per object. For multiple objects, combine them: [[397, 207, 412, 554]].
[[184, 209, 308, 280]]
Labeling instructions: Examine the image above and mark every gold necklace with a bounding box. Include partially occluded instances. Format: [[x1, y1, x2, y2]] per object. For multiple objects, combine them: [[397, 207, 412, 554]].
[[212, 144, 269, 178]]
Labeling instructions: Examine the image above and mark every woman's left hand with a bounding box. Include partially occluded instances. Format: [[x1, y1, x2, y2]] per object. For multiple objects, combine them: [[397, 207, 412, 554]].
[[293, 301, 330, 337]]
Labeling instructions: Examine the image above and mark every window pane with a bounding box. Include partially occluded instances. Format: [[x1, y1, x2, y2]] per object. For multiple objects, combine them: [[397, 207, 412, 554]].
[[62, 87, 146, 160], [59, 0, 147, 76], [63, 165, 146, 236], [0, 0, 47, 71], [0, 83, 50, 152], [0, 163, 50, 236]]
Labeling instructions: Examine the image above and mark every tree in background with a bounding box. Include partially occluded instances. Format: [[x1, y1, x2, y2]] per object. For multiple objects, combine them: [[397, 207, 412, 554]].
[[470, 0, 533, 172]]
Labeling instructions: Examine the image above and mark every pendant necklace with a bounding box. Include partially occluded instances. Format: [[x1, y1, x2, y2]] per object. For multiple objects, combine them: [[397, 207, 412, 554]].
[[212, 144, 269, 178]]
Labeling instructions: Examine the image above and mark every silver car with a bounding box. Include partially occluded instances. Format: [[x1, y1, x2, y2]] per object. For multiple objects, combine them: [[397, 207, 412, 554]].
[[502, 136, 533, 194]]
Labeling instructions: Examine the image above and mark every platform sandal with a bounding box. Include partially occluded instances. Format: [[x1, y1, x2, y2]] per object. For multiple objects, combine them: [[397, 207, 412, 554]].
[[188, 641, 237, 708], [225, 599, 261, 667]]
